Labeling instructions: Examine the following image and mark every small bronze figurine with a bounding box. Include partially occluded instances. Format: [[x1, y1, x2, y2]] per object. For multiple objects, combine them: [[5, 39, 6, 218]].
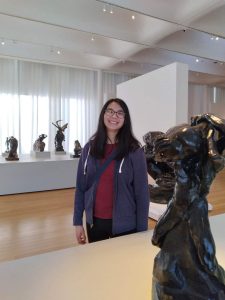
[[33, 134, 47, 152], [151, 114, 225, 299], [52, 120, 68, 152], [5, 136, 19, 161], [72, 140, 82, 158]]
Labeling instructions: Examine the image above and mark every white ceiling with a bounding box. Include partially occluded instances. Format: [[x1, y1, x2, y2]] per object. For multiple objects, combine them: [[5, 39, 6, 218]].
[[0, 0, 225, 85]]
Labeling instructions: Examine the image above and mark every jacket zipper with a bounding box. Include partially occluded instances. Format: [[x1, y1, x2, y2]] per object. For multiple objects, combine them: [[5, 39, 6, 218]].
[[112, 160, 119, 235]]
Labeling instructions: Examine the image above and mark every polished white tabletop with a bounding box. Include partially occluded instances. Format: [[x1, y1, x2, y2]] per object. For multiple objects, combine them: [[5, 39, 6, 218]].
[[0, 214, 224, 300]]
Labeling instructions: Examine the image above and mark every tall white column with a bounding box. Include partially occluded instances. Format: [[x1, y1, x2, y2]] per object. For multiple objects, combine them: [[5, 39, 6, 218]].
[[117, 62, 189, 143]]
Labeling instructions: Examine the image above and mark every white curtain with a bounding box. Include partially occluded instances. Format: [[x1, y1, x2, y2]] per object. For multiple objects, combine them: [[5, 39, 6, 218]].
[[0, 58, 135, 154], [208, 86, 225, 119], [188, 84, 210, 121], [0, 58, 99, 153], [0, 59, 20, 153], [102, 71, 136, 103], [188, 83, 225, 121]]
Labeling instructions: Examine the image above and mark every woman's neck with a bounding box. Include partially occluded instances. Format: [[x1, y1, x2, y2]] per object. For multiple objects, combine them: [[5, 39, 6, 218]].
[[107, 131, 117, 144]]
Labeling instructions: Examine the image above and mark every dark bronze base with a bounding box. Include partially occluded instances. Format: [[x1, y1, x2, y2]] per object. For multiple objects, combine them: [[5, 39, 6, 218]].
[[5, 157, 19, 161]]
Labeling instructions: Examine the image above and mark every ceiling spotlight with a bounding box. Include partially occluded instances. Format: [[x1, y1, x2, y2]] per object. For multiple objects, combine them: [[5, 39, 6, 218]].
[[110, 6, 114, 14], [195, 58, 199, 62], [57, 50, 61, 55], [91, 34, 95, 41], [211, 36, 219, 41], [1, 39, 5, 46], [102, 4, 106, 12], [131, 15, 135, 20]]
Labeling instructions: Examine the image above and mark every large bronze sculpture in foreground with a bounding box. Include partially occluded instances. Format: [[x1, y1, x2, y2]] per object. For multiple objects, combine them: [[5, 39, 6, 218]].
[[151, 114, 225, 300]]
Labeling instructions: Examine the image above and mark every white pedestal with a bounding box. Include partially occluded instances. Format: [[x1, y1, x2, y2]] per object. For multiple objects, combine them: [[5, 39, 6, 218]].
[[0, 154, 79, 195], [30, 151, 51, 158], [55, 151, 66, 155]]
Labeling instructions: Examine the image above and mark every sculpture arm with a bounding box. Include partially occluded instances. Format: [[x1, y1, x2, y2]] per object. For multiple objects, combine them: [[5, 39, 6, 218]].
[[152, 167, 192, 248], [52, 122, 59, 129], [151, 200, 181, 247], [188, 199, 217, 274]]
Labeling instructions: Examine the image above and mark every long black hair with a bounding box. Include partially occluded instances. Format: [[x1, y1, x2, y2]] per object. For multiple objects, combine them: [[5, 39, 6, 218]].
[[90, 98, 141, 159]]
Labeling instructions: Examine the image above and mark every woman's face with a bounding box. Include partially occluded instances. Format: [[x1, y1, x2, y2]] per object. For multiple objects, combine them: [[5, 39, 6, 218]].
[[104, 101, 125, 134]]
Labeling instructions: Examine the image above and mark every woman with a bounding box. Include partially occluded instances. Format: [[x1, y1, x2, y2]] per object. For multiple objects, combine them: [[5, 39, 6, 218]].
[[73, 98, 149, 244]]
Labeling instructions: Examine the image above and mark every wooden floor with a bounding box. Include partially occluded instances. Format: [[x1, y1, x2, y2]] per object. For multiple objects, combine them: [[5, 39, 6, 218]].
[[1, 169, 225, 263], [0, 189, 75, 262]]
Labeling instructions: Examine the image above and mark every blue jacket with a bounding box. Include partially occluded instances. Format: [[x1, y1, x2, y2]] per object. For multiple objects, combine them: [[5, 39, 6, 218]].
[[73, 142, 150, 235]]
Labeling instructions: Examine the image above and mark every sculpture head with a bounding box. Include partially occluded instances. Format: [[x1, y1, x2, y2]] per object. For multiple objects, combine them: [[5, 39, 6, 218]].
[[52, 120, 68, 132], [143, 131, 164, 147], [143, 131, 175, 182], [143, 131, 164, 158], [8, 136, 18, 149], [39, 134, 47, 141], [74, 140, 81, 148], [153, 124, 207, 163]]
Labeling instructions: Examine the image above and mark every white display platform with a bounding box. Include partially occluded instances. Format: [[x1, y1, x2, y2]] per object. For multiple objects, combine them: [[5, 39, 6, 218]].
[[0, 154, 79, 195], [0, 214, 224, 300], [55, 150, 66, 154], [30, 150, 51, 158]]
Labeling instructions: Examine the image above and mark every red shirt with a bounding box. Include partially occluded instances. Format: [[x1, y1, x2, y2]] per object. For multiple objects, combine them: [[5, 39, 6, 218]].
[[94, 144, 116, 219]]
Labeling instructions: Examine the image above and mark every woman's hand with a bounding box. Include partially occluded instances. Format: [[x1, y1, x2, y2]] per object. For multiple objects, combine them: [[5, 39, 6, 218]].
[[75, 225, 87, 244]]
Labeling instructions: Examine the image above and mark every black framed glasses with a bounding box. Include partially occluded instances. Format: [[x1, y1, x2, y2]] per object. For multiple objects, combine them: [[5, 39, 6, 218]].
[[105, 108, 125, 119]]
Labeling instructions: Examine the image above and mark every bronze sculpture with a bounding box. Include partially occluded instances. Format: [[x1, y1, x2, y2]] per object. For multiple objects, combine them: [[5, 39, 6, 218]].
[[151, 114, 225, 299], [33, 134, 47, 152], [143, 131, 175, 204], [72, 140, 82, 158], [5, 136, 19, 161], [52, 120, 68, 152]]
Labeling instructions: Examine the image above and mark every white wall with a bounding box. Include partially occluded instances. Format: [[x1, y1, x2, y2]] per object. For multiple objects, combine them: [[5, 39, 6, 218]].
[[117, 62, 188, 143]]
